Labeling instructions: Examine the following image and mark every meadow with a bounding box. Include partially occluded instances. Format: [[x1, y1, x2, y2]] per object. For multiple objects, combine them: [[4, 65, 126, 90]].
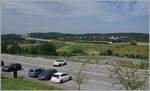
[[58, 43, 149, 59], [20, 42, 149, 59]]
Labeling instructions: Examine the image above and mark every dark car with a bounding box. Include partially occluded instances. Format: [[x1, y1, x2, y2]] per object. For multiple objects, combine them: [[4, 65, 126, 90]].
[[37, 69, 57, 80], [1, 60, 4, 67], [2, 63, 22, 72], [28, 68, 45, 78]]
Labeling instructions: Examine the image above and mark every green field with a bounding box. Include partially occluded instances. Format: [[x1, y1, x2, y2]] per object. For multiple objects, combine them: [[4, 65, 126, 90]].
[[58, 43, 149, 59], [1, 78, 59, 90], [20, 42, 149, 59]]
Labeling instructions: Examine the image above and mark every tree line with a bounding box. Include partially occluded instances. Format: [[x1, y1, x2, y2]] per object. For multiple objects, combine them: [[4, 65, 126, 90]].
[[29, 32, 149, 42], [1, 42, 56, 55]]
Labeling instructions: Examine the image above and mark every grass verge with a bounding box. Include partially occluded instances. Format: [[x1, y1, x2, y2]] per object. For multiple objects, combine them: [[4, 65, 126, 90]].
[[1, 78, 59, 90]]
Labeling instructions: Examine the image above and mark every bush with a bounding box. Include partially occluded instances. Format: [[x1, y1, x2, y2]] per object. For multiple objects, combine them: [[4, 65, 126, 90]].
[[37, 43, 56, 55], [109, 63, 148, 90], [57, 51, 73, 57], [99, 49, 113, 56], [7, 43, 21, 54], [71, 48, 84, 53], [30, 46, 38, 54], [129, 40, 137, 45], [1, 42, 8, 53], [136, 61, 149, 69], [107, 49, 113, 55]]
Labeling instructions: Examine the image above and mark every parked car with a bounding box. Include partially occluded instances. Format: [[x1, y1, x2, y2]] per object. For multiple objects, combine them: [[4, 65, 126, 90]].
[[1, 60, 4, 67], [28, 68, 45, 78], [37, 69, 57, 80], [51, 72, 72, 83], [2, 63, 22, 72], [53, 60, 67, 67]]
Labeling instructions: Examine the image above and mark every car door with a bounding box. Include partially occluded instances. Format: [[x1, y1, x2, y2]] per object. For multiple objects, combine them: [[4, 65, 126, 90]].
[[61, 74, 68, 81], [61, 60, 64, 65]]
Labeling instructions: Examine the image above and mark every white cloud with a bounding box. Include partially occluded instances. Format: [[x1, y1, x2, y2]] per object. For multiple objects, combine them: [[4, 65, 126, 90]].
[[1, 0, 149, 34], [2, 0, 148, 18]]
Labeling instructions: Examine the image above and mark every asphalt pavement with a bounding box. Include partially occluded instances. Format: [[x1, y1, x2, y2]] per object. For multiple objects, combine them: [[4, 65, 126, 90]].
[[1, 54, 127, 90]]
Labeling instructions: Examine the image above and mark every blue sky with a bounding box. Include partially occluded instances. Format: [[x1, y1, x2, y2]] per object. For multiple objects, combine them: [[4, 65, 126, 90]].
[[1, 0, 149, 34]]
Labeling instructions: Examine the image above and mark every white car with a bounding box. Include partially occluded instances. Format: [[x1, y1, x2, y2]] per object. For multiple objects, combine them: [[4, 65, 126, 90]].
[[51, 72, 71, 83], [53, 60, 67, 66]]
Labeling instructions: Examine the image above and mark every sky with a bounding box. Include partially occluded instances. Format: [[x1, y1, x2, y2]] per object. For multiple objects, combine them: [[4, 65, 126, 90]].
[[1, 0, 149, 34]]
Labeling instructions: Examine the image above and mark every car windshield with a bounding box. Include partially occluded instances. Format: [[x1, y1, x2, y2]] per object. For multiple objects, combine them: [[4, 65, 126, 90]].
[[29, 69, 34, 72], [5, 63, 13, 67], [53, 75, 59, 78]]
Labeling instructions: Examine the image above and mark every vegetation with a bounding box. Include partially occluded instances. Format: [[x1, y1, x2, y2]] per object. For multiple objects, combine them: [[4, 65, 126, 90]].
[[29, 32, 149, 42], [1, 33, 149, 59], [74, 63, 88, 90], [1, 34, 25, 43], [2, 42, 56, 55], [1, 78, 59, 90], [7, 43, 21, 54], [117, 60, 149, 70], [58, 43, 148, 59], [108, 62, 149, 90], [76, 55, 108, 60], [129, 40, 137, 45]]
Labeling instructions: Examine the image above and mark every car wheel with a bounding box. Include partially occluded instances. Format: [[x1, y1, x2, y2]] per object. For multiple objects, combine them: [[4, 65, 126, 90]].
[[69, 76, 72, 80], [60, 79, 63, 83]]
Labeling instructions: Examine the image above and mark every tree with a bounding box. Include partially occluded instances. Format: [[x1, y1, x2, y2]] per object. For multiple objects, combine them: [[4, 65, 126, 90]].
[[1, 42, 8, 53], [74, 63, 87, 90], [7, 43, 21, 54], [29, 46, 38, 54], [108, 63, 148, 90], [38, 43, 56, 55]]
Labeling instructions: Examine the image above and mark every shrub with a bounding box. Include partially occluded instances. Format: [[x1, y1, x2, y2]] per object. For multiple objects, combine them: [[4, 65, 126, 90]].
[[37, 43, 56, 55], [136, 61, 149, 69], [129, 40, 137, 45], [109, 63, 148, 90], [99, 49, 113, 56], [7, 43, 21, 54], [57, 51, 73, 57], [107, 49, 113, 55]]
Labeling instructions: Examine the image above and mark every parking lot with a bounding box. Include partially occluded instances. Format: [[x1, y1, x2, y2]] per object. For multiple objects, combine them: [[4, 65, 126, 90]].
[[1, 54, 123, 90]]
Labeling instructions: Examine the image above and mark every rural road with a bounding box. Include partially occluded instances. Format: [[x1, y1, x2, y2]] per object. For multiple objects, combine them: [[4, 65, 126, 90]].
[[1, 54, 139, 90]]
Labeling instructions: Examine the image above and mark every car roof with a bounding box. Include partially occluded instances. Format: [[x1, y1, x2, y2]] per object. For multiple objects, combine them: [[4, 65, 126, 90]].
[[54, 72, 66, 75]]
